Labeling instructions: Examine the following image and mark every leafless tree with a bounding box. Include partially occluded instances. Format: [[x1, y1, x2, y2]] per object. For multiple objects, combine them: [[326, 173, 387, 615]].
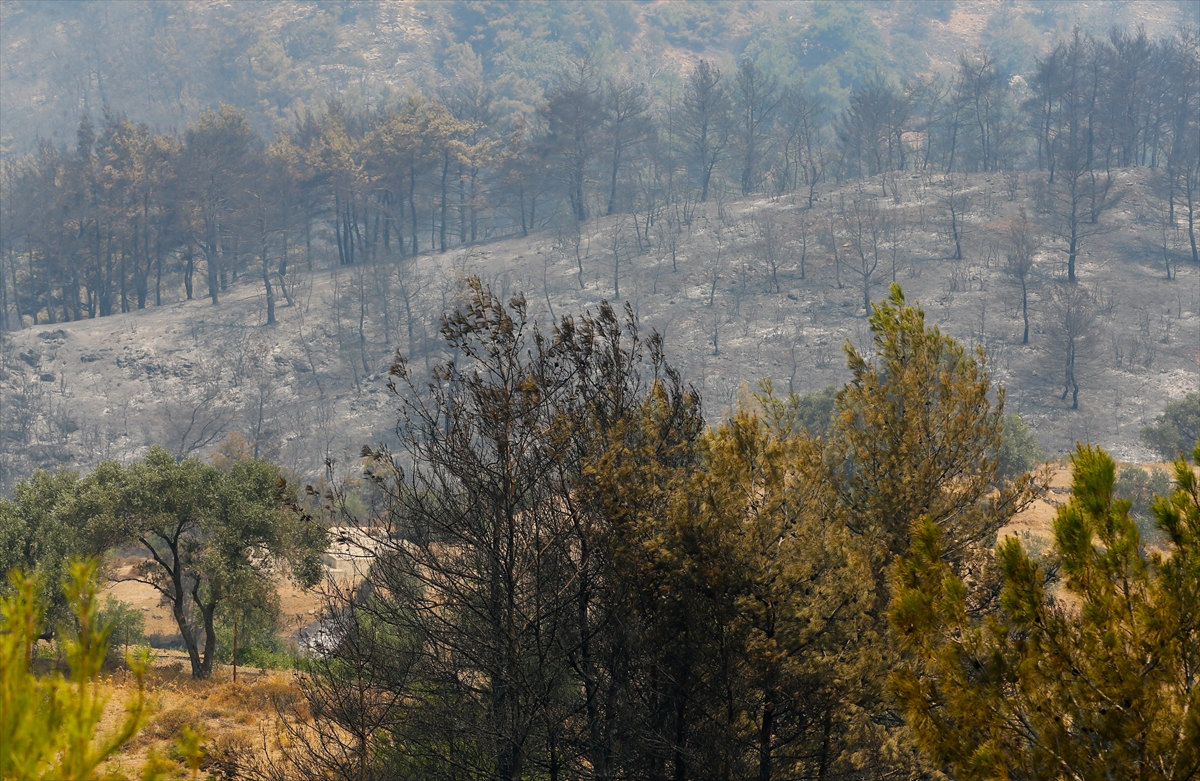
[[1048, 159, 1122, 283], [774, 86, 826, 206], [882, 207, 910, 283], [795, 211, 812, 280], [607, 217, 629, 300], [1045, 282, 1099, 409], [162, 357, 236, 458], [752, 211, 791, 294], [556, 216, 587, 290], [240, 339, 280, 460], [825, 213, 843, 290], [838, 191, 885, 312], [1005, 207, 1040, 344], [654, 212, 681, 274], [707, 220, 727, 308], [939, 175, 971, 260]]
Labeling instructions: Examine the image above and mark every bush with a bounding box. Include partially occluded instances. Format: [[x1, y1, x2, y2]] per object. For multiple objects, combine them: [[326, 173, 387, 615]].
[[1114, 465, 1172, 545], [213, 587, 285, 669], [995, 413, 1045, 482], [1141, 392, 1200, 460], [755, 382, 837, 437], [148, 705, 200, 741], [97, 595, 145, 662]]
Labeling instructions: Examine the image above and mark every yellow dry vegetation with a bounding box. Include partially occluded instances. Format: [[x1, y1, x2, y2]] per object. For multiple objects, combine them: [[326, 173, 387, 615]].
[[93, 651, 302, 779]]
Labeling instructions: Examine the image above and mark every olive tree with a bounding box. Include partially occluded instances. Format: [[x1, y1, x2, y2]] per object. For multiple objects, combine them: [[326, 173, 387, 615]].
[[88, 446, 326, 679]]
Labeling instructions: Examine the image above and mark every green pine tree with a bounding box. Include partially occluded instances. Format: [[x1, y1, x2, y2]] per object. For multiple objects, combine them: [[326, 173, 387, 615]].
[[890, 443, 1200, 779]]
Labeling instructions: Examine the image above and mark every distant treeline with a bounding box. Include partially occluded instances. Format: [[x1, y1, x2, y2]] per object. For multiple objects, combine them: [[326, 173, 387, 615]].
[[0, 25, 1196, 329]]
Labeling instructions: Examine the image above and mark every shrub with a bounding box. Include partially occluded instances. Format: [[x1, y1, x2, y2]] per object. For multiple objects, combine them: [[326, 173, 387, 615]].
[[1141, 392, 1200, 460], [995, 413, 1045, 482], [148, 705, 200, 741], [1114, 465, 1172, 545], [96, 595, 145, 663], [213, 588, 287, 670], [754, 382, 837, 437]]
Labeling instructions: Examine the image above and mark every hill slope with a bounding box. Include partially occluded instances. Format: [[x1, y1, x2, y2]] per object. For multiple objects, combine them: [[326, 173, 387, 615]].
[[2, 168, 1195, 488]]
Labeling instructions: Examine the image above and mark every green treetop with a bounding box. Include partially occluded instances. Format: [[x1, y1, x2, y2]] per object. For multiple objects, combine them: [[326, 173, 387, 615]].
[[890, 442, 1200, 779], [827, 283, 1032, 568]]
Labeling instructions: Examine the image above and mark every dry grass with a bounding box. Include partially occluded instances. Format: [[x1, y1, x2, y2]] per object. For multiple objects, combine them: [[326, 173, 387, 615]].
[[103, 568, 326, 646], [95, 650, 303, 778], [998, 458, 1186, 567]]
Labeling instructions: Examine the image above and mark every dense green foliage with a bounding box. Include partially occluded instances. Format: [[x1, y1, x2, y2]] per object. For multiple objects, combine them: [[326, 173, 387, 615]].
[[96, 593, 145, 659], [85, 447, 326, 679], [755, 381, 838, 437], [994, 413, 1045, 483], [212, 582, 287, 670], [1115, 463, 1174, 545], [891, 443, 1200, 779], [0, 469, 97, 628], [0, 446, 326, 679]]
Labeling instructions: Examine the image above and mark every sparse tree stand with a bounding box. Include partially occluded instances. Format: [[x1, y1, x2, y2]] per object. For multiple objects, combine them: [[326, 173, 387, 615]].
[[891, 443, 1200, 780], [87, 446, 326, 679], [1038, 30, 1123, 284], [180, 105, 259, 307]]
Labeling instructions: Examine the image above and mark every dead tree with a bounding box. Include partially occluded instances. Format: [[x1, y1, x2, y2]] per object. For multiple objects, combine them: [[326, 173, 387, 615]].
[[1004, 207, 1039, 344], [839, 192, 885, 313], [939, 175, 971, 261], [162, 358, 236, 458], [708, 220, 727, 307], [608, 217, 628, 300], [1045, 282, 1098, 409], [752, 211, 791, 294]]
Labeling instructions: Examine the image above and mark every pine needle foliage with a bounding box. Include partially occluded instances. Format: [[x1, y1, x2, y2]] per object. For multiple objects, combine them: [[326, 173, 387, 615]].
[[0, 558, 156, 781], [666, 407, 875, 779], [817, 283, 1038, 775], [890, 443, 1200, 780], [828, 283, 1030, 566]]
